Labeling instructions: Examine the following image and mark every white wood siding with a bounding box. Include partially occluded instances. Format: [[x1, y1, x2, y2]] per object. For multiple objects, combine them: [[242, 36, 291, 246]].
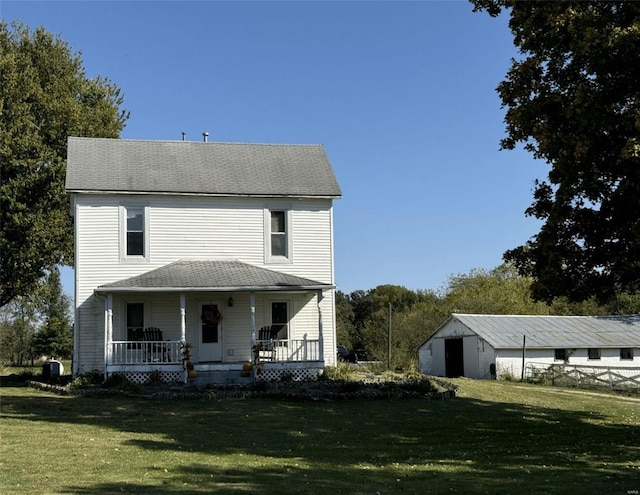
[[462, 335, 480, 378], [73, 193, 337, 372], [75, 195, 334, 284]]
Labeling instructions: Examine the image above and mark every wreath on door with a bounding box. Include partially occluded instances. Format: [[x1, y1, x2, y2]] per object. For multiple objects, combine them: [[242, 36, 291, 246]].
[[201, 307, 222, 324]]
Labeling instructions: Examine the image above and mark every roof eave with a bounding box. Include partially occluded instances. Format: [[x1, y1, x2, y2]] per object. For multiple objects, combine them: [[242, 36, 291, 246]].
[[95, 284, 335, 294], [66, 189, 342, 200]]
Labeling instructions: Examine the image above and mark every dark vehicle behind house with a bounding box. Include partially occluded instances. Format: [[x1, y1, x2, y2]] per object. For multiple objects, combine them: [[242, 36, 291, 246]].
[[337, 345, 357, 363]]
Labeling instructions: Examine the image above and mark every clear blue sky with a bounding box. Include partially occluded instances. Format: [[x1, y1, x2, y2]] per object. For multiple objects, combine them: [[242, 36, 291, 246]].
[[2, 0, 545, 296]]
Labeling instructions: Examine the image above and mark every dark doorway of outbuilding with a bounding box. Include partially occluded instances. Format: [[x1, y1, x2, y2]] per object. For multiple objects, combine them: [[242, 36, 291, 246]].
[[445, 338, 464, 377]]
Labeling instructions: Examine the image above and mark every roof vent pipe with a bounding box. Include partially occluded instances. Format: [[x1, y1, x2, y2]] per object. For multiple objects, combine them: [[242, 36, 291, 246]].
[[203, 132, 209, 143], [182, 132, 186, 141]]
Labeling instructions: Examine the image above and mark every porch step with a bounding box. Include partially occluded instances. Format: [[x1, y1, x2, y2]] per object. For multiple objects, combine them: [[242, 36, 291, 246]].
[[189, 370, 253, 388]]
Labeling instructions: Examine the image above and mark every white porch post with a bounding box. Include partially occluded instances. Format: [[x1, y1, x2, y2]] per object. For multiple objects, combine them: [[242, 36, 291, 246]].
[[180, 293, 187, 383], [105, 294, 113, 380], [317, 290, 324, 362], [179, 293, 186, 343], [250, 292, 256, 343]]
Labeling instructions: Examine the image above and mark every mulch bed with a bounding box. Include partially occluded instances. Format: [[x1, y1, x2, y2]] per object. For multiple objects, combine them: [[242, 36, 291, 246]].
[[26, 376, 458, 401]]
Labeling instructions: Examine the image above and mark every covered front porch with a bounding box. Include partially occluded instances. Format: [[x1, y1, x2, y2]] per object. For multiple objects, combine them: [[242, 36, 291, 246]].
[[105, 335, 324, 384], [96, 260, 334, 385]]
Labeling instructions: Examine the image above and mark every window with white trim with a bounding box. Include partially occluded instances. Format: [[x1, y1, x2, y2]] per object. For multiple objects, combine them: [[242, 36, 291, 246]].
[[271, 210, 287, 256], [120, 204, 149, 262], [127, 207, 144, 256], [271, 301, 289, 340], [126, 302, 144, 347], [265, 208, 291, 262]]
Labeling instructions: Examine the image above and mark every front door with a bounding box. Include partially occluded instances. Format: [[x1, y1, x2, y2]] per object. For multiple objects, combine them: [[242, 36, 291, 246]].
[[198, 302, 222, 362]]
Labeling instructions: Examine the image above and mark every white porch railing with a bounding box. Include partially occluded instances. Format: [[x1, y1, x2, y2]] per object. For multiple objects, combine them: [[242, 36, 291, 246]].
[[109, 338, 321, 365], [255, 337, 321, 362], [109, 341, 183, 365]]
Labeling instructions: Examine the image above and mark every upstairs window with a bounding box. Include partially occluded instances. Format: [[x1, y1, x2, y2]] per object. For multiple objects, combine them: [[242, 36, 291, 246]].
[[120, 204, 149, 262], [127, 207, 145, 256], [265, 208, 291, 262], [271, 210, 287, 257]]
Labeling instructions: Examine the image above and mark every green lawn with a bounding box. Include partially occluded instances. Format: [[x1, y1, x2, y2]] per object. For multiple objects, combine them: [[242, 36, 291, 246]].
[[1, 377, 638, 494]]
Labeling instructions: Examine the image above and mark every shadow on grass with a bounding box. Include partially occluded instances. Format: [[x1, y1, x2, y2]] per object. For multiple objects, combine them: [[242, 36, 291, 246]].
[[2, 388, 639, 494], [0, 371, 72, 388]]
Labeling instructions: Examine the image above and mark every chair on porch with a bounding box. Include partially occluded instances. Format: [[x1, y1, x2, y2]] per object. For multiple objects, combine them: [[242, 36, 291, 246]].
[[143, 327, 166, 362], [256, 326, 279, 361]]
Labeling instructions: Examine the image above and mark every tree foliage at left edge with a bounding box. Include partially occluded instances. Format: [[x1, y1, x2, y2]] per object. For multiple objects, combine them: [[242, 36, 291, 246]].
[[472, 1, 640, 303], [0, 21, 129, 307]]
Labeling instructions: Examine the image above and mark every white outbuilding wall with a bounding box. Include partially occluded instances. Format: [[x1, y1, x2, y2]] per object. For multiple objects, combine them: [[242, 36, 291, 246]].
[[419, 315, 640, 380], [495, 348, 637, 380], [418, 319, 496, 379]]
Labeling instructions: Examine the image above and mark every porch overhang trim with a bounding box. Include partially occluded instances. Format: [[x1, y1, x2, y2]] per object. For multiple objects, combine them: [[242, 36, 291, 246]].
[[94, 259, 335, 295], [96, 284, 334, 294]]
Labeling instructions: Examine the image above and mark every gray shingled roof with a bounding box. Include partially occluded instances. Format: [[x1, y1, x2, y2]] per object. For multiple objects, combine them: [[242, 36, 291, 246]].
[[66, 137, 342, 198], [445, 314, 640, 349], [96, 260, 333, 292]]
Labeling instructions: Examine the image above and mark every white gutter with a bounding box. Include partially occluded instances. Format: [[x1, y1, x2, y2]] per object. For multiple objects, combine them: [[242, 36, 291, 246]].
[[95, 284, 335, 294]]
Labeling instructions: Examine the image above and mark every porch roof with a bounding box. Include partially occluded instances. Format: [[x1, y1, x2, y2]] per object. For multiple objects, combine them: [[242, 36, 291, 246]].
[[96, 260, 334, 293]]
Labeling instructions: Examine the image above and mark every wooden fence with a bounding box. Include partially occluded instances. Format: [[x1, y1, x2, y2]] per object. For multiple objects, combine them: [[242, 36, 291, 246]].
[[525, 362, 640, 390]]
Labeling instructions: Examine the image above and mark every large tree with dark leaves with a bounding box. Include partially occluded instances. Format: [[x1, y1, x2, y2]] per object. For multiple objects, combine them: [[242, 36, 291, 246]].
[[0, 21, 129, 307], [472, 1, 640, 302]]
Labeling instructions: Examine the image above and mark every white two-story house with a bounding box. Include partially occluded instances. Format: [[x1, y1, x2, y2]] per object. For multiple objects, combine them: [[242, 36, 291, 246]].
[[65, 136, 342, 384]]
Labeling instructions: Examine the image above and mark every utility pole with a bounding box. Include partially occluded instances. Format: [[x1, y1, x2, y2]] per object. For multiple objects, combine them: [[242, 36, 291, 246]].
[[388, 302, 392, 370], [521, 335, 526, 381]]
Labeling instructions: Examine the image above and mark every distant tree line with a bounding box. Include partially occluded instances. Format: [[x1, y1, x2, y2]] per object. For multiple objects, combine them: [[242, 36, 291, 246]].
[[336, 263, 640, 371], [0, 268, 72, 366]]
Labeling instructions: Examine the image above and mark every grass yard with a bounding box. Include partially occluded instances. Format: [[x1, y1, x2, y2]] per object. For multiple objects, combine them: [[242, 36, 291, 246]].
[[1, 376, 638, 495]]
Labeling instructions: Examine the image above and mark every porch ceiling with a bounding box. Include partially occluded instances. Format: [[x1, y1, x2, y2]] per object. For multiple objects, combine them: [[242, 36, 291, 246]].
[[96, 260, 334, 293]]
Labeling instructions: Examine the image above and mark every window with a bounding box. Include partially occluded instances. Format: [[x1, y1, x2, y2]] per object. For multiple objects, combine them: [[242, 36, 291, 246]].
[[271, 301, 288, 340], [126, 207, 144, 256], [588, 348, 601, 360], [265, 208, 291, 262], [554, 349, 567, 361], [620, 348, 634, 360], [201, 304, 220, 343], [120, 204, 149, 262], [126, 303, 144, 342], [270, 210, 287, 257]]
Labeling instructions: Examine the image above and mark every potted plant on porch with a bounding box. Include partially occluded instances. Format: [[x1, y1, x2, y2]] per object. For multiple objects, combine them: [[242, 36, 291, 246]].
[[181, 342, 197, 378]]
